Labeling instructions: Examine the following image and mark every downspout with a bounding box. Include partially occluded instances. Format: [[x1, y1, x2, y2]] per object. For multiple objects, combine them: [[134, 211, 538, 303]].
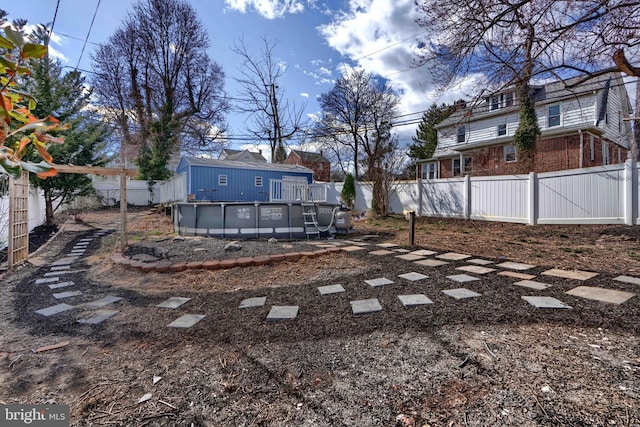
[[578, 130, 583, 169]]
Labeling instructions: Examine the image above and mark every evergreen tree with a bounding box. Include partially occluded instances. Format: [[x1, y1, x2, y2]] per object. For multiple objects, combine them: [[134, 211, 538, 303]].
[[406, 103, 453, 178]]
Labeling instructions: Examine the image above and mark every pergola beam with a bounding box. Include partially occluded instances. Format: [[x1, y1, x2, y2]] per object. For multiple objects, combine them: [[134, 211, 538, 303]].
[[52, 164, 138, 177]]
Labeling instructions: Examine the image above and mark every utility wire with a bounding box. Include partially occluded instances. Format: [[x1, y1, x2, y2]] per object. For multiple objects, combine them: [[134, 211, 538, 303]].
[[46, 0, 61, 49], [76, 0, 101, 70]]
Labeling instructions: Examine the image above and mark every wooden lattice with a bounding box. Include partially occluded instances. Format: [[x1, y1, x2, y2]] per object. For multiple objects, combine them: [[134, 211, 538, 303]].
[[8, 171, 29, 269]]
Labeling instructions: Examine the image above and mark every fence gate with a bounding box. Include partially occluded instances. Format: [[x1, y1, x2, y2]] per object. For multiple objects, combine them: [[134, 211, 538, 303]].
[[8, 171, 29, 270]]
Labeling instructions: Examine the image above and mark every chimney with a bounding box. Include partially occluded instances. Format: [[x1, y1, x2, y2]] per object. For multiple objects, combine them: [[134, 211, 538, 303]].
[[259, 149, 262, 155]]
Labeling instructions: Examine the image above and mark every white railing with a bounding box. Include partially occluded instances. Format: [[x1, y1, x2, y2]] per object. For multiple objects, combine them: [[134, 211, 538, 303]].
[[269, 179, 327, 202]]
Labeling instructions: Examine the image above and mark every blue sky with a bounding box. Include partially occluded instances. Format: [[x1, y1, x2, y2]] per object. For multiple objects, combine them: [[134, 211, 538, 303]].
[[4, 0, 462, 154]]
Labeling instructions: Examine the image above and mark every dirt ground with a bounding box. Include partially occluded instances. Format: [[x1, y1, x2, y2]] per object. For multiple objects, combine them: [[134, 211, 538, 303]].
[[0, 208, 639, 426]]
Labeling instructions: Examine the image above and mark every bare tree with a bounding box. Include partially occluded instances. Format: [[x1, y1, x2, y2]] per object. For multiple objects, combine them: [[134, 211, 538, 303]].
[[91, 0, 229, 180], [232, 36, 306, 163], [415, 0, 640, 160], [315, 69, 400, 215]]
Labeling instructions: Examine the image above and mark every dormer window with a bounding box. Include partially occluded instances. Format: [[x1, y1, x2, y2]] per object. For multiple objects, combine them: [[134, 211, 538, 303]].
[[489, 91, 515, 111]]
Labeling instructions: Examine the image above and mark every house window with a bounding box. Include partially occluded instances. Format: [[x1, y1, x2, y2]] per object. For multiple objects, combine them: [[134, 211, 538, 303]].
[[548, 105, 561, 127], [490, 95, 502, 111], [218, 174, 228, 186], [457, 126, 466, 143], [505, 92, 514, 107], [255, 176, 263, 187], [462, 156, 472, 174], [453, 158, 461, 176], [602, 141, 610, 165], [421, 162, 437, 180], [504, 144, 517, 162], [497, 124, 507, 136]]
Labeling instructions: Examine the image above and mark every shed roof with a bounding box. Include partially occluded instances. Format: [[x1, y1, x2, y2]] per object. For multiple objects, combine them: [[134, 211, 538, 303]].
[[181, 156, 313, 174]]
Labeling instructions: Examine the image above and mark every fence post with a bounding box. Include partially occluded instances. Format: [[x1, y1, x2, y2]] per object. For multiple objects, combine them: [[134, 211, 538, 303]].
[[417, 177, 423, 216], [463, 174, 471, 219], [528, 172, 537, 225], [624, 159, 636, 225]]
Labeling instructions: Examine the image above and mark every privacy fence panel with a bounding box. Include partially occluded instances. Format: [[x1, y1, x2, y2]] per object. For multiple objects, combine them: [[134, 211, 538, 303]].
[[470, 175, 529, 223], [419, 178, 465, 218]]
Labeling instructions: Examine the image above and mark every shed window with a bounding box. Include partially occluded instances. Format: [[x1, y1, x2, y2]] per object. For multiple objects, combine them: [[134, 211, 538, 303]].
[[255, 176, 263, 187], [218, 174, 228, 186]]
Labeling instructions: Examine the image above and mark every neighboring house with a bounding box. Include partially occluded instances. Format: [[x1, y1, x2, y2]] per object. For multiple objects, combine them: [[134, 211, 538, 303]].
[[219, 148, 267, 163], [176, 156, 313, 202], [417, 72, 632, 179], [284, 150, 331, 182]]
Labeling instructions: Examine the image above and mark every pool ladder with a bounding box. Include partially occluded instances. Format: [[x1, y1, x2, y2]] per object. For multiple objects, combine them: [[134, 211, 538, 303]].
[[301, 203, 320, 239]]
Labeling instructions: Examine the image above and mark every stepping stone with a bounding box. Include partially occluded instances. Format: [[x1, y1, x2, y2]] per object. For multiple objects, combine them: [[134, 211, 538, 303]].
[[436, 252, 471, 261], [35, 277, 59, 285], [398, 294, 433, 307], [351, 298, 383, 315], [393, 249, 411, 253], [51, 258, 77, 266], [447, 274, 480, 283], [496, 261, 536, 271], [468, 259, 494, 265], [351, 242, 370, 246], [522, 296, 571, 309], [541, 268, 598, 281], [369, 249, 395, 256], [456, 265, 496, 275], [168, 314, 206, 328], [498, 271, 536, 280], [365, 277, 395, 287], [613, 275, 640, 286], [79, 238, 93, 242], [70, 250, 85, 255], [48, 281, 75, 290], [395, 254, 425, 261], [514, 280, 552, 290], [565, 286, 635, 305], [318, 285, 345, 295], [156, 297, 191, 309], [239, 296, 267, 308], [442, 288, 481, 300], [415, 259, 449, 268], [45, 271, 72, 277], [85, 295, 122, 308], [398, 272, 428, 281], [50, 265, 71, 271], [52, 290, 83, 299], [36, 303, 74, 317], [77, 310, 119, 324], [410, 249, 436, 256], [341, 245, 366, 252], [266, 306, 299, 321], [376, 242, 398, 248]]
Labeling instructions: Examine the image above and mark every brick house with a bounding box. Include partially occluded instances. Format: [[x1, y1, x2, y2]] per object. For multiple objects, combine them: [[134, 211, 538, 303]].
[[417, 72, 633, 180], [284, 150, 331, 182]]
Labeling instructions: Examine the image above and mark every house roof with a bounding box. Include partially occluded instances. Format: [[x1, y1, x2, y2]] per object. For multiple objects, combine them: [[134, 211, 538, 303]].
[[289, 150, 330, 163], [219, 148, 267, 162], [181, 156, 313, 174]]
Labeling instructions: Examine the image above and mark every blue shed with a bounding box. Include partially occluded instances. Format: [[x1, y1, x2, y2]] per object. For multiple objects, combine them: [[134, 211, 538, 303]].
[[176, 156, 314, 202]]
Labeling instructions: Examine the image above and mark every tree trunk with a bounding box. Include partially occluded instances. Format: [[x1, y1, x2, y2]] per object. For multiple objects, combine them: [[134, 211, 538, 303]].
[[44, 189, 54, 226]]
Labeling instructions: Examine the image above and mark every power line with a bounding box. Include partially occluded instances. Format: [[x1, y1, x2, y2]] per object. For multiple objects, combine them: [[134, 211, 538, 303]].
[[46, 0, 61, 49], [76, 0, 101, 70]]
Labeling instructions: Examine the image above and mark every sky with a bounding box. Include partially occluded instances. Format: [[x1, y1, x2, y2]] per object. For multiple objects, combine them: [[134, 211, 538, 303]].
[[3, 0, 465, 155]]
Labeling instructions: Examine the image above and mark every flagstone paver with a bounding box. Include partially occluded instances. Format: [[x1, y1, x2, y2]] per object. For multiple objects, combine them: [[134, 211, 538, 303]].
[[318, 285, 346, 295], [376, 243, 398, 248], [365, 277, 395, 287], [50, 265, 71, 271], [410, 250, 437, 256], [393, 249, 411, 253], [157, 297, 191, 309], [398, 294, 433, 307], [351, 298, 383, 315], [369, 249, 395, 256], [541, 268, 598, 281], [398, 272, 428, 281], [447, 274, 480, 283], [468, 259, 494, 265], [341, 245, 367, 252], [35, 303, 74, 317], [565, 286, 635, 304], [514, 280, 552, 290], [168, 314, 206, 328], [44, 271, 73, 277], [442, 288, 481, 300], [48, 281, 76, 290], [85, 295, 123, 308], [266, 306, 299, 321], [613, 275, 640, 286], [522, 296, 571, 309], [35, 277, 59, 285], [415, 259, 449, 268], [436, 252, 471, 261], [456, 265, 496, 275], [496, 261, 536, 271], [52, 291, 83, 299], [497, 271, 536, 280], [239, 296, 267, 308], [395, 254, 425, 261], [78, 310, 119, 324], [51, 258, 77, 266]]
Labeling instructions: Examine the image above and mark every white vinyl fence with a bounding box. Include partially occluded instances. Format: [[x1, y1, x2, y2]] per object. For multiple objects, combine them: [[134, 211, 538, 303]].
[[0, 177, 46, 250], [92, 176, 163, 206]]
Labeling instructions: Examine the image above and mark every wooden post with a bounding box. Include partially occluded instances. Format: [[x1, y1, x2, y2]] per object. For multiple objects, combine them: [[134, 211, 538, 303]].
[[120, 167, 128, 252], [408, 210, 415, 246]]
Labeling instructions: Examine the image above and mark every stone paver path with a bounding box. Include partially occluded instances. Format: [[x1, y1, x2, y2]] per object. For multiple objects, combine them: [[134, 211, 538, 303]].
[[497, 271, 536, 280], [376, 243, 398, 248], [168, 314, 206, 328], [78, 310, 119, 325], [436, 252, 471, 261], [351, 298, 383, 315], [36, 303, 74, 317], [442, 288, 481, 300], [447, 274, 480, 283], [541, 268, 598, 281], [398, 294, 433, 307], [410, 250, 436, 256], [48, 281, 75, 289], [414, 259, 449, 268], [395, 254, 425, 261], [157, 297, 191, 309], [468, 259, 494, 265], [318, 285, 346, 295], [566, 286, 635, 304], [85, 295, 123, 308], [614, 275, 640, 286], [341, 245, 366, 252], [522, 296, 571, 309], [456, 265, 496, 275], [496, 261, 536, 271], [266, 306, 299, 321], [365, 278, 395, 287], [239, 297, 267, 308], [514, 280, 552, 290], [398, 272, 428, 281], [369, 250, 395, 256], [52, 291, 83, 299]]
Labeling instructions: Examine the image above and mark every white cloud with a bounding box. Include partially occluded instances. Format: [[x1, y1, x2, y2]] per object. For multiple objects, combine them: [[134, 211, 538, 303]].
[[300, 92, 309, 98], [224, 0, 307, 19]]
